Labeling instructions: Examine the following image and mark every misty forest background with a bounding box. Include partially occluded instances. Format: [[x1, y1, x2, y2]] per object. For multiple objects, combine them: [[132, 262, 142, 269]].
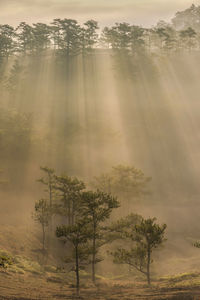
[[1, 3, 200, 282]]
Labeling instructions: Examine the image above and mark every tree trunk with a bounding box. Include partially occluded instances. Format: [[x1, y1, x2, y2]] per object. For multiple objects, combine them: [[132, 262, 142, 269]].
[[72, 200, 75, 225], [92, 249, 95, 283], [68, 201, 71, 225], [147, 245, 151, 285], [75, 246, 80, 295], [92, 224, 96, 283], [42, 224, 45, 251], [49, 183, 53, 232]]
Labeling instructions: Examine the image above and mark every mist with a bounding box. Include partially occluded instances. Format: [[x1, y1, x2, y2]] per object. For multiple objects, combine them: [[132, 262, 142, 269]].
[[1, 3, 200, 299]]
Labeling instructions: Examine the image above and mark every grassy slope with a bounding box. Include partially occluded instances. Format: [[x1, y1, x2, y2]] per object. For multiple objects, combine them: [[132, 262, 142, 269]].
[[0, 269, 200, 300], [0, 224, 200, 299]]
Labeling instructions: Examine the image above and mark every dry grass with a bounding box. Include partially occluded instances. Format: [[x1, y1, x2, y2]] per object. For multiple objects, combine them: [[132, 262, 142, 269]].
[[0, 269, 199, 300], [0, 224, 199, 299]]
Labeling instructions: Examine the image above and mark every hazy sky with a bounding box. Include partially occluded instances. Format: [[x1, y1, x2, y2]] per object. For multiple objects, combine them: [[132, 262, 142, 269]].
[[0, 0, 199, 27]]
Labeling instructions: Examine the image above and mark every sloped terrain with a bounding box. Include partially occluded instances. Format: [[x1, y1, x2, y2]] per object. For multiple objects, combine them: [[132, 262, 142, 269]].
[[0, 221, 200, 299], [0, 269, 200, 300]]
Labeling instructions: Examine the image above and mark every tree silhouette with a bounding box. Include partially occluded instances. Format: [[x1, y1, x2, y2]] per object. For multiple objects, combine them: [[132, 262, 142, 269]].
[[80, 190, 119, 283], [112, 217, 167, 285]]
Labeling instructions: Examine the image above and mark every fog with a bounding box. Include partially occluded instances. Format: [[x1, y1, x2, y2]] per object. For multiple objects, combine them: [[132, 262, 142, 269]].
[[0, 49, 199, 273], [0, 0, 196, 27]]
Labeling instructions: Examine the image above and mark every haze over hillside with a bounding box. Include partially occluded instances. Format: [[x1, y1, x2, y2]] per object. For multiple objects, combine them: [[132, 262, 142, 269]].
[[0, 3, 200, 299]]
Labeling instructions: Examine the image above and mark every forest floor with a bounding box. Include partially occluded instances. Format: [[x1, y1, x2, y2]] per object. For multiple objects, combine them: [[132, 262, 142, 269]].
[[0, 270, 200, 300], [1, 223, 200, 299]]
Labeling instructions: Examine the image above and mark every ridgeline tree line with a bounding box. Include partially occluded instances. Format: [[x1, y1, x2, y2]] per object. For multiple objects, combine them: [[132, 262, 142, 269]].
[[1, 4, 200, 59], [33, 165, 167, 294]]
